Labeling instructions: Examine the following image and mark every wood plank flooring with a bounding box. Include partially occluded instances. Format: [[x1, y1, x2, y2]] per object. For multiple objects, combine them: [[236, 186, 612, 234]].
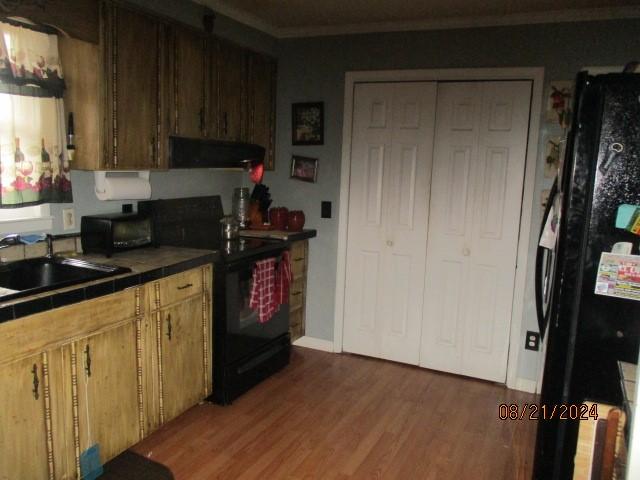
[[132, 347, 538, 479]]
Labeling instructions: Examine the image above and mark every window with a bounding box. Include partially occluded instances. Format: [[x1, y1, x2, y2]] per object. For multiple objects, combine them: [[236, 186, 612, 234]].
[[0, 204, 53, 234], [0, 19, 72, 218]]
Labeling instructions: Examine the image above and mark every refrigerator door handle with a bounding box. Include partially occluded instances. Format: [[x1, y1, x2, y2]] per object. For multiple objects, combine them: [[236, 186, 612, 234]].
[[536, 176, 558, 338]]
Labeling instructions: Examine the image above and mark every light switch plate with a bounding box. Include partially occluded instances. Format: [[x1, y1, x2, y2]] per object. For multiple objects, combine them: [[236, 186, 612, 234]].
[[62, 208, 76, 230]]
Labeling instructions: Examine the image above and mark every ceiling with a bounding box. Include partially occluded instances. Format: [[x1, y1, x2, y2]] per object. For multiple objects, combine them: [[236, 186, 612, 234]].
[[196, 0, 640, 37]]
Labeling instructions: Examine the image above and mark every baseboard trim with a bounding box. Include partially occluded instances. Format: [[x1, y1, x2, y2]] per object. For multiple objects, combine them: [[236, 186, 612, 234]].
[[511, 378, 538, 394], [292, 336, 334, 353]]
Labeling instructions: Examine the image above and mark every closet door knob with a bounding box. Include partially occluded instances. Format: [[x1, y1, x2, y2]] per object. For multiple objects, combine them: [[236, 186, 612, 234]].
[[462, 247, 471, 256], [386, 240, 393, 247]]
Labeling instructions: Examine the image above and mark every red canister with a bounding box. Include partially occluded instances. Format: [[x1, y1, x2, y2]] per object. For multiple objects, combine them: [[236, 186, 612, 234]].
[[269, 207, 288, 230], [287, 210, 305, 232]]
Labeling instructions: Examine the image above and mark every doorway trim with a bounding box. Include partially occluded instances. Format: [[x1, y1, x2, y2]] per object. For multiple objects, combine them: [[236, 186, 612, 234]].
[[333, 67, 545, 392]]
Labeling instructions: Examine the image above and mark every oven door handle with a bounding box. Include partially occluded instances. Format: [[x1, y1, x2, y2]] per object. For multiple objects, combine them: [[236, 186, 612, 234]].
[[223, 253, 285, 272]]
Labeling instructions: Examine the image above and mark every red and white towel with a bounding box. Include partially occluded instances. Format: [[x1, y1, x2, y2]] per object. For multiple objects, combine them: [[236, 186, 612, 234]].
[[249, 252, 291, 324]]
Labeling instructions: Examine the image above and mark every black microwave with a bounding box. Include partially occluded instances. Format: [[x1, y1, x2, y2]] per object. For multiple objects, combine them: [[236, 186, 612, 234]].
[[81, 212, 153, 257]]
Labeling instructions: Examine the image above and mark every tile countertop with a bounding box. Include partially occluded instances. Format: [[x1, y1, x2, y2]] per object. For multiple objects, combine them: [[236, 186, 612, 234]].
[[0, 246, 217, 323]]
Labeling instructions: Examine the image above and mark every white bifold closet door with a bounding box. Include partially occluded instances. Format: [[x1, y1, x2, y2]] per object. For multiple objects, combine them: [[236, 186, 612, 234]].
[[342, 82, 437, 365], [420, 81, 532, 382]]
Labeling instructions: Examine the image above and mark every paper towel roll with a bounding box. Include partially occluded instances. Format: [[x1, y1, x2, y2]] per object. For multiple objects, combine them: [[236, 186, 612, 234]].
[[94, 173, 152, 201]]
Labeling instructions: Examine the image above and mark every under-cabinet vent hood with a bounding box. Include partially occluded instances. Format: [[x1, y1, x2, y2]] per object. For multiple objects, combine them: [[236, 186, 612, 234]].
[[169, 136, 265, 169]]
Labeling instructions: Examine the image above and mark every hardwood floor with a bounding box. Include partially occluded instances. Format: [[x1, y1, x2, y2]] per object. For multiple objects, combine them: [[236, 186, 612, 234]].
[[132, 347, 538, 479]]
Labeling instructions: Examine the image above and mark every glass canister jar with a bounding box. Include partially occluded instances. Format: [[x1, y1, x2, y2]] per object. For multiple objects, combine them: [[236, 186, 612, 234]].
[[232, 187, 250, 228]]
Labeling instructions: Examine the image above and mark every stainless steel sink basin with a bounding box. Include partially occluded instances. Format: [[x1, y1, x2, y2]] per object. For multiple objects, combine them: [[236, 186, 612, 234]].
[[0, 256, 131, 302]]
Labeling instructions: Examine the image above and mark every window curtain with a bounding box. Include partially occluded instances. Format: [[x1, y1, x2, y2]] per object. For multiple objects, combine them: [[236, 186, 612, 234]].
[[0, 20, 72, 207]]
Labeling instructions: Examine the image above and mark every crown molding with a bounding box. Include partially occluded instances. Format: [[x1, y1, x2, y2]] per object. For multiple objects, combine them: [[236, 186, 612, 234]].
[[195, 3, 640, 39], [277, 6, 640, 38]]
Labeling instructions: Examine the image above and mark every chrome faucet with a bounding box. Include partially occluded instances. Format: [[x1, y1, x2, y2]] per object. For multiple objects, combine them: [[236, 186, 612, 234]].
[[0, 234, 20, 250], [45, 234, 54, 258]]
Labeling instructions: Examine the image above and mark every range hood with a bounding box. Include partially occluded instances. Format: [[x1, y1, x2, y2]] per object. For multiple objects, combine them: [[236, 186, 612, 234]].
[[169, 136, 265, 169]]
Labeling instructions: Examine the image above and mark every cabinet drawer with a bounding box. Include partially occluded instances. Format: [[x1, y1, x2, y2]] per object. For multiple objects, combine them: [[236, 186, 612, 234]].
[[291, 255, 306, 280], [289, 279, 304, 311], [156, 268, 203, 307], [289, 308, 303, 328], [0, 287, 140, 365], [290, 240, 307, 261]]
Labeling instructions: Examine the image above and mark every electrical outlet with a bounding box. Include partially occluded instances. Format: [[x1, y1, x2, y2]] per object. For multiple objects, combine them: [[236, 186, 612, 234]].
[[62, 208, 76, 230], [525, 331, 540, 351]]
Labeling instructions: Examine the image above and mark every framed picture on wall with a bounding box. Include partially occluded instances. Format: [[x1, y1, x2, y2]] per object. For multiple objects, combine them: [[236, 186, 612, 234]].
[[290, 155, 318, 183], [292, 102, 324, 145], [545, 81, 573, 129]]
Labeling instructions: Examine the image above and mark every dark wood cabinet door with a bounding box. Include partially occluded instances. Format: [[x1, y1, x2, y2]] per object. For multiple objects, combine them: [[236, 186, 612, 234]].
[[104, 2, 165, 169], [248, 52, 277, 170], [215, 40, 247, 142], [170, 25, 207, 138]]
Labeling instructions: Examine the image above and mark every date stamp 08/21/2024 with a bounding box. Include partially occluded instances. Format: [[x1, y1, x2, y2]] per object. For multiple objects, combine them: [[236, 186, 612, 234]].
[[498, 403, 599, 421]]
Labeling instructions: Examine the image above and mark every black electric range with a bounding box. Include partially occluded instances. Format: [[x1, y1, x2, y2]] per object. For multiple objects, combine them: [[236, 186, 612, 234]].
[[138, 196, 291, 404]]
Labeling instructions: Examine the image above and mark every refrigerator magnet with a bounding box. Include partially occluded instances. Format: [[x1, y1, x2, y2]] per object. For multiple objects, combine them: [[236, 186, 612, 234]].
[[595, 252, 640, 301]]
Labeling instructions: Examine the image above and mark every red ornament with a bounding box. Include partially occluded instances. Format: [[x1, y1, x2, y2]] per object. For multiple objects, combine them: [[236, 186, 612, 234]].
[[249, 163, 264, 184]]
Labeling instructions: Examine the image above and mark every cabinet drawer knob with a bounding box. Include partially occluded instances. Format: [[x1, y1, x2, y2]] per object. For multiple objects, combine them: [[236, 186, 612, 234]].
[[166, 314, 173, 340], [177, 283, 193, 290], [31, 363, 39, 400], [84, 345, 92, 377]]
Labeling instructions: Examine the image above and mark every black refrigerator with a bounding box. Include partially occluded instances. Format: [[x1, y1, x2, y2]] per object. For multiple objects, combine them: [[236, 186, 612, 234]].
[[533, 72, 640, 478]]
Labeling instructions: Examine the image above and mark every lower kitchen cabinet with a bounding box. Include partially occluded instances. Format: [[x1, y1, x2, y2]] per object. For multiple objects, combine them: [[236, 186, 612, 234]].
[[0, 263, 212, 478], [160, 296, 206, 422], [0, 352, 54, 480], [149, 265, 212, 426], [74, 319, 143, 465], [289, 240, 309, 342]]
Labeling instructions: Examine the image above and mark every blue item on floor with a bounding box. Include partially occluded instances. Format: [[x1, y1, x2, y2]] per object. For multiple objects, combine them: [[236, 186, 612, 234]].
[[80, 444, 103, 480]]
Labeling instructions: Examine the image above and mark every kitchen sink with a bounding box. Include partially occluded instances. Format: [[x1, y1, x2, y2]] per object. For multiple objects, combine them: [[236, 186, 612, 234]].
[[0, 256, 131, 302]]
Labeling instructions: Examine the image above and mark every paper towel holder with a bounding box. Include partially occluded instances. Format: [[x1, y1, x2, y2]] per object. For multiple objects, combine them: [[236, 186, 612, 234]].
[[94, 170, 151, 200]]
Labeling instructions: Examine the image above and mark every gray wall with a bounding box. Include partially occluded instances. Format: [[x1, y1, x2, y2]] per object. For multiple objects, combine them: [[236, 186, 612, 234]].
[[263, 19, 640, 381]]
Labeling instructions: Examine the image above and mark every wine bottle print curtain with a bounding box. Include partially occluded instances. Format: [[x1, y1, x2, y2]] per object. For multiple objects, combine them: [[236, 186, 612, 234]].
[[0, 20, 72, 207]]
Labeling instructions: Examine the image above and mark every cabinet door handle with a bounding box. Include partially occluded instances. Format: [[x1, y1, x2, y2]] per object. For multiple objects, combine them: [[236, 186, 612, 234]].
[[177, 283, 193, 290], [293, 257, 304, 262], [166, 314, 172, 340], [223, 112, 228, 136], [199, 108, 205, 135], [31, 364, 39, 400], [84, 345, 92, 377], [291, 291, 302, 296]]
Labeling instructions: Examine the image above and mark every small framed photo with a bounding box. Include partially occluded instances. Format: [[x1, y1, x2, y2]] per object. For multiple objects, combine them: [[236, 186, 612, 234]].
[[290, 155, 318, 183], [292, 102, 324, 145]]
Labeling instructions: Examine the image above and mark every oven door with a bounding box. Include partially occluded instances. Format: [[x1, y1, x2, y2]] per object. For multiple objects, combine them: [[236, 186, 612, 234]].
[[223, 253, 289, 364]]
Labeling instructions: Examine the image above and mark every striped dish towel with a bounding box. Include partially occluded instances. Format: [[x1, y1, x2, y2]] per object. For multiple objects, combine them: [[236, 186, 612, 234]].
[[249, 257, 277, 323]]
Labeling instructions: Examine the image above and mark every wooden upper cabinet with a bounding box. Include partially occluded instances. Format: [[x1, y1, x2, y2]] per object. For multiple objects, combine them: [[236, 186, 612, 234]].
[[169, 25, 207, 138], [103, 1, 167, 170], [214, 39, 247, 142], [59, 0, 277, 170], [247, 52, 277, 170]]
